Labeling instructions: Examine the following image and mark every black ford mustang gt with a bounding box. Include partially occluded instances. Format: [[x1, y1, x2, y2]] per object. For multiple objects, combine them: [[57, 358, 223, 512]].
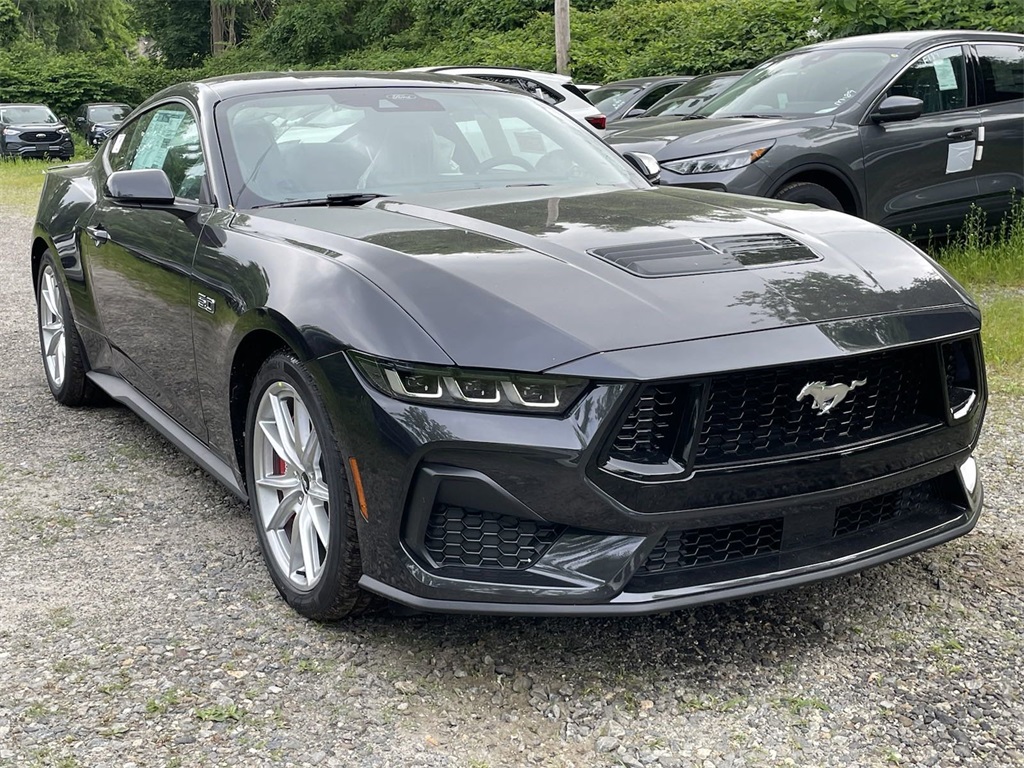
[[31, 72, 986, 620]]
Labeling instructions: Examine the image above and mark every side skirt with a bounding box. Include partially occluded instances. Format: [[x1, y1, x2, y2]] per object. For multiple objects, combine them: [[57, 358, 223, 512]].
[[86, 371, 247, 501]]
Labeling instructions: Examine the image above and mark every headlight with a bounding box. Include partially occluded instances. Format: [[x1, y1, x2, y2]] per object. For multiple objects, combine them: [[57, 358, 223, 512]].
[[58, 126, 71, 135], [2, 128, 17, 137], [661, 141, 774, 175], [350, 352, 589, 415]]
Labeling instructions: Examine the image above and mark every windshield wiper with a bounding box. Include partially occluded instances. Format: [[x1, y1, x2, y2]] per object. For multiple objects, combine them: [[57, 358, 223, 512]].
[[253, 192, 390, 209], [732, 113, 783, 119], [679, 114, 708, 120]]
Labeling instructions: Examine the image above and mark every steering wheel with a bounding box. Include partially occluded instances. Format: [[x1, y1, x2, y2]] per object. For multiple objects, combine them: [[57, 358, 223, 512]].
[[476, 155, 533, 173]]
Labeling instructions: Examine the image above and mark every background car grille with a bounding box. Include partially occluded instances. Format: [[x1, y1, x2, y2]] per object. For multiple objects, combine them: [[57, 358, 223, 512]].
[[423, 505, 561, 570], [636, 517, 784, 576], [19, 130, 60, 143], [697, 345, 943, 465]]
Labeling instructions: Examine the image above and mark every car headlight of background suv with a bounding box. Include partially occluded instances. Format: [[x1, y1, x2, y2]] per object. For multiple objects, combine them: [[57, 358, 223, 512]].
[[661, 141, 775, 175], [2, 128, 18, 137], [350, 352, 589, 414]]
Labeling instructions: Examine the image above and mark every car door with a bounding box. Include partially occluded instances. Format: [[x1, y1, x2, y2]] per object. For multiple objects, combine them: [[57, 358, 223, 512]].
[[82, 101, 210, 437], [859, 45, 981, 236], [970, 42, 1024, 225]]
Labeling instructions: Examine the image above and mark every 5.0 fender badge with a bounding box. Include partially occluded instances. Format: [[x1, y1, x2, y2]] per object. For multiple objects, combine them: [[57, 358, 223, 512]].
[[797, 379, 866, 415], [197, 293, 216, 314]]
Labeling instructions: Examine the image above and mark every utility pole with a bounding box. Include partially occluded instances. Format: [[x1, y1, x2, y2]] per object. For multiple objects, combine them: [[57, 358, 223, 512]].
[[555, 0, 570, 76]]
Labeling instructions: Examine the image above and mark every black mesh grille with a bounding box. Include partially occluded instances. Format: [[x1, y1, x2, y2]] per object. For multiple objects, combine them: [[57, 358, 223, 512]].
[[638, 518, 784, 575], [833, 480, 940, 538], [19, 130, 60, 143], [424, 506, 561, 570], [697, 345, 942, 465], [608, 384, 687, 464]]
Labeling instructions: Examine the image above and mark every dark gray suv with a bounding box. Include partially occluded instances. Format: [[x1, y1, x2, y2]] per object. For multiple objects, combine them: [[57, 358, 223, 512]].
[[0, 103, 75, 160], [607, 31, 1024, 236]]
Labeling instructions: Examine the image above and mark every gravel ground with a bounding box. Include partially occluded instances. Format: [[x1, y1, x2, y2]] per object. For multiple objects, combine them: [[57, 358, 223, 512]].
[[1, 202, 1022, 768]]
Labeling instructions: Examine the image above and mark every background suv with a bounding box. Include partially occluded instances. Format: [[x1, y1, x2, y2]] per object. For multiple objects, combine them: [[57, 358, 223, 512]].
[[0, 103, 74, 160], [73, 102, 132, 148]]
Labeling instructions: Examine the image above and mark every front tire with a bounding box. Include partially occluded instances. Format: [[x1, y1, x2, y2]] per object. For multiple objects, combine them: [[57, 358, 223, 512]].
[[773, 181, 844, 212], [245, 352, 372, 620], [36, 251, 97, 405]]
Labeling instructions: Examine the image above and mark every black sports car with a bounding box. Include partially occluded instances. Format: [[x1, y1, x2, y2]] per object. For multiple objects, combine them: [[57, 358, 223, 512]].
[[32, 72, 986, 620]]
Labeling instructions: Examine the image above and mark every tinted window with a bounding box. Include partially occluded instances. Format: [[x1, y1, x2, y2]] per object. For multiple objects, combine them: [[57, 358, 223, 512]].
[[588, 86, 638, 113], [0, 105, 58, 124], [646, 75, 742, 116], [88, 104, 131, 123], [888, 46, 967, 114], [634, 83, 681, 112], [976, 44, 1024, 105], [108, 104, 206, 200]]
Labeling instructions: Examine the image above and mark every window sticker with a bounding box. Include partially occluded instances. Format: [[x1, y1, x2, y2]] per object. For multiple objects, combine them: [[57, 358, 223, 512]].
[[111, 133, 126, 154], [934, 58, 959, 91], [946, 140, 975, 174], [132, 109, 187, 170]]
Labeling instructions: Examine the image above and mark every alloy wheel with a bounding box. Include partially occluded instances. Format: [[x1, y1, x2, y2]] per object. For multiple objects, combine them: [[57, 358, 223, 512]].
[[252, 381, 331, 591], [38, 265, 66, 389]]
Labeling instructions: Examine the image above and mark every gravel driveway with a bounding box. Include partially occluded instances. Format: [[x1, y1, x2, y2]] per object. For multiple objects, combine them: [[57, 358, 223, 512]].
[[1, 202, 1022, 768]]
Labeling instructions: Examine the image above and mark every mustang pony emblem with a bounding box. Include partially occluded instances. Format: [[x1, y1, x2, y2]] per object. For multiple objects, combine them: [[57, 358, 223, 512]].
[[797, 379, 867, 415]]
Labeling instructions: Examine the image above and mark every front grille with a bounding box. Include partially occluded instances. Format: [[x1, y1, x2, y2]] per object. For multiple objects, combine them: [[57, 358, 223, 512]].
[[637, 517, 784, 575], [19, 130, 60, 143], [423, 505, 561, 570], [833, 480, 940, 537], [608, 384, 688, 464], [697, 345, 943, 465]]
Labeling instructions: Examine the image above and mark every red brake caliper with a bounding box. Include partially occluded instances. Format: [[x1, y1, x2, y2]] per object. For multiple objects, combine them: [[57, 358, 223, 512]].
[[273, 453, 287, 477]]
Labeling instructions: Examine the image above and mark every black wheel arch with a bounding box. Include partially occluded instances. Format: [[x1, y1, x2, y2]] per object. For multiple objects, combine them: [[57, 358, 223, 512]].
[[766, 162, 863, 217]]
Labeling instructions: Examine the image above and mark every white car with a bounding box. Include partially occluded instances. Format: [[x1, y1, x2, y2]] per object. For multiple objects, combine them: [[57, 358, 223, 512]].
[[404, 66, 606, 133]]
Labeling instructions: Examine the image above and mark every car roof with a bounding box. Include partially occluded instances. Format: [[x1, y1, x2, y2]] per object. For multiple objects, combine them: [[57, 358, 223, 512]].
[[800, 29, 1024, 52], [0, 102, 49, 107], [189, 70, 509, 102], [83, 102, 130, 107], [599, 76, 693, 88], [406, 66, 573, 84]]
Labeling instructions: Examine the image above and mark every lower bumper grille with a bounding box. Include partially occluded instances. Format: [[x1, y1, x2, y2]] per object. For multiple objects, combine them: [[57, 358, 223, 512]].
[[638, 517, 783, 575], [424, 505, 561, 570], [833, 479, 942, 538]]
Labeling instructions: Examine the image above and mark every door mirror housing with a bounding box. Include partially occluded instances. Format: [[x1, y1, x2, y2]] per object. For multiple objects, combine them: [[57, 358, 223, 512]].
[[620, 151, 661, 185], [105, 168, 177, 206], [871, 95, 924, 123]]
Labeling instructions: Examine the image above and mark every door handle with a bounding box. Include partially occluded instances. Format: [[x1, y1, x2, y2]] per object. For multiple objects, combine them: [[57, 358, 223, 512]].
[[946, 128, 975, 141], [85, 225, 109, 246]]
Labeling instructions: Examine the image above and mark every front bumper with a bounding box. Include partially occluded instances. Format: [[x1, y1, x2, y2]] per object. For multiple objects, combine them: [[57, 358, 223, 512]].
[[321, 312, 985, 616], [1, 140, 74, 159]]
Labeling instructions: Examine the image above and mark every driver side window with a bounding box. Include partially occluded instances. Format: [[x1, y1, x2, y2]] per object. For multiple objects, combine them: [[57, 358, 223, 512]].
[[107, 104, 207, 200], [888, 46, 967, 114]]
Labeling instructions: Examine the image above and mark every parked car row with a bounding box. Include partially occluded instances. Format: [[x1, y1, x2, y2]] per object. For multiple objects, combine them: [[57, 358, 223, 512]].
[[0, 101, 132, 159]]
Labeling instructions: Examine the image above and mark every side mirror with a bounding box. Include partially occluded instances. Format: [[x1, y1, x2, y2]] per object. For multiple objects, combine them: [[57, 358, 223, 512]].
[[105, 168, 176, 206], [621, 151, 661, 185], [871, 95, 924, 124], [75, 116, 85, 125], [624, 107, 646, 119]]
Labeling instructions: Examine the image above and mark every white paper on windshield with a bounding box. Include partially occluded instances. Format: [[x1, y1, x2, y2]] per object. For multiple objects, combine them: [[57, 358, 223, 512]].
[[132, 110, 186, 170], [111, 133, 126, 154], [946, 140, 975, 174], [934, 58, 958, 91]]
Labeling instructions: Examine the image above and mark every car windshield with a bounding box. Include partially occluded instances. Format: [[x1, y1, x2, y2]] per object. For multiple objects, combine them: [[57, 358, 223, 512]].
[[0, 105, 59, 124], [219, 86, 641, 209], [587, 85, 639, 113], [645, 75, 742, 116], [696, 48, 899, 118], [88, 105, 130, 123]]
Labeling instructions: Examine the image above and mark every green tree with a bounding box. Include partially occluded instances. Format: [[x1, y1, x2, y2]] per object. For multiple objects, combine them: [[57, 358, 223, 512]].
[[13, 0, 135, 53]]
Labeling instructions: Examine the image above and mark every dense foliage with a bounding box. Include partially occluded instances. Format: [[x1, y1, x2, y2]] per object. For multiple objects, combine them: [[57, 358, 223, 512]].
[[0, 0, 1020, 114]]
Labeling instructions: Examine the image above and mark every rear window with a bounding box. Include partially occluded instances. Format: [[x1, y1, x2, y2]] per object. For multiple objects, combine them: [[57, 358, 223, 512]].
[[976, 44, 1024, 105]]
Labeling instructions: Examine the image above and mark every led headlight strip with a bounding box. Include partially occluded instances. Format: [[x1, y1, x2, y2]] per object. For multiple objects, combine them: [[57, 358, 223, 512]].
[[349, 352, 588, 415]]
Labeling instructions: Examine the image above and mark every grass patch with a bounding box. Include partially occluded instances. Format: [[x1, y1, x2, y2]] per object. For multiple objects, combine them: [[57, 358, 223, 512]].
[[0, 137, 95, 213], [194, 703, 244, 722]]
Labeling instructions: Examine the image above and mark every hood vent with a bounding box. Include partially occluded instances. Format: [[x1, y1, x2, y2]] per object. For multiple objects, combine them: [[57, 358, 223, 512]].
[[590, 233, 820, 277]]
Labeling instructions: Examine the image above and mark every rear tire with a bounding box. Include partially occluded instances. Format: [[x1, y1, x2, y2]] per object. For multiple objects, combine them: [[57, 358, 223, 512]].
[[773, 181, 844, 212], [244, 352, 373, 620], [36, 251, 99, 406]]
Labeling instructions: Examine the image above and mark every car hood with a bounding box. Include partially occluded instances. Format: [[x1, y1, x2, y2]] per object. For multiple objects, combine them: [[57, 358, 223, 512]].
[[91, 121, 121, 131], [235, 186, 966, 372], [4, 122, 65, 132], [606, 115, 830, 160]]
